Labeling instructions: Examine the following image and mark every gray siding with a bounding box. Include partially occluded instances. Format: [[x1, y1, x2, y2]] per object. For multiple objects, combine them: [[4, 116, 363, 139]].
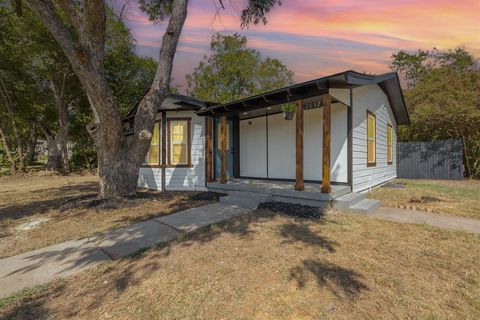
[[137, 110, 206, 191], [398, 139, 464, 180], [331, 85, 397, 192]]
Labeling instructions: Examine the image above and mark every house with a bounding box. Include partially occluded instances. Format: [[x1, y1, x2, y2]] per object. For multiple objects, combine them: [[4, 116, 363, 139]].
[[134, 70, 409, 210]]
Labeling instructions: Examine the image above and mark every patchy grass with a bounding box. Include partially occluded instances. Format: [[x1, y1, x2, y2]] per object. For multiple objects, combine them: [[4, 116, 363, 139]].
[[368, 179, 480, 219], [1, 210, 479, 319], [0, 174, 217, 258]]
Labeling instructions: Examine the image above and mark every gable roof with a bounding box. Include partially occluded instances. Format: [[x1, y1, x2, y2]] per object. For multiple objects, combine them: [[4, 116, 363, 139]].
[[197, 70, 410, 125], [125, 93, 210, 118]]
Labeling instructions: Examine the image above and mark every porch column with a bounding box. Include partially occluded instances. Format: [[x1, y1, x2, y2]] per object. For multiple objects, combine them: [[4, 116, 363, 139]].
[[321, 94, 332, 193], [295, 100, 304, 191], [219, 116, 227, 184], [206, 117, 214, 182]]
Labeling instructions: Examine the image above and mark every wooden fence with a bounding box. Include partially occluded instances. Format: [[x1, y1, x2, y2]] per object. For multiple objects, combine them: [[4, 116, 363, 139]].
[[397, 139, 464, 180]]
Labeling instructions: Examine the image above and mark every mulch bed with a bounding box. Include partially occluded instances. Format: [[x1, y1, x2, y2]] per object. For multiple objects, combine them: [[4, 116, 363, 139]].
[[258, 202, 326, 220]]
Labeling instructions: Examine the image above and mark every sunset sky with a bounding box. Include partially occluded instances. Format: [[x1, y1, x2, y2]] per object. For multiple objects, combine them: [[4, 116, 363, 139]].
[[116, 0, 480, 92]]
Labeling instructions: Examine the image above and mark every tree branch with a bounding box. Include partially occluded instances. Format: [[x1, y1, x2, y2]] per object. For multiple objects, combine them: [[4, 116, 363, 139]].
[[22, 0, 85, 71], [55, 0, 83, 36], [131, 0, 188, 158], [84, 0, 106, 65]]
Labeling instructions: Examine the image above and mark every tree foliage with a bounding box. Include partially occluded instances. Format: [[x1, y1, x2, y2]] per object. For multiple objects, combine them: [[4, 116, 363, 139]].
[[186, 33, 294, 103], [10, 0, 282, 196], [392, 48, 480, 178], [0, 4, 158, 173]]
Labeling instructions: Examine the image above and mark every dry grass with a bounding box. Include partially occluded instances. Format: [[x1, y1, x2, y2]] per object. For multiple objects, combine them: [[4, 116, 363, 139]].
[[1, 209, 479, 319], [0, 174, 216, 258], [368, 179, 480, 219]]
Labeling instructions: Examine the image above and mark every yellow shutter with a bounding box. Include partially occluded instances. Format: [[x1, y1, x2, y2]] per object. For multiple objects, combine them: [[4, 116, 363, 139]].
[[367, 112, 376, 164], [387, 125, 393, 163], [147, 122, 160, 165], [170, 121, 188, 164]]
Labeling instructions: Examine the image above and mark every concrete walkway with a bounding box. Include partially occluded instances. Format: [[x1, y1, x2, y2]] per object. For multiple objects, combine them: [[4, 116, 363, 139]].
[[0, 203, 250, 298], [372, 207, 480, 234]]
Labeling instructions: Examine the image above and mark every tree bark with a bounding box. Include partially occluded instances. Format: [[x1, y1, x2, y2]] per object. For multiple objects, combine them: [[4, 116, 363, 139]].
[[23, 0, 189, 197], [25, 126, 38, 164], [45, 134, 62, 171], [49, 75, 70, 173], [0, 127, 17, 174]]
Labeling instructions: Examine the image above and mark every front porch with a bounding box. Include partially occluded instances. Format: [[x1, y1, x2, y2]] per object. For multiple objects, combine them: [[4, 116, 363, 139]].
[[208, 178, 351, 207]]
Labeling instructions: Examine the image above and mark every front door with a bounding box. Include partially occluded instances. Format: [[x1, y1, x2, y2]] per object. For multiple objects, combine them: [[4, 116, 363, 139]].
[[214, 118, 234, 179]]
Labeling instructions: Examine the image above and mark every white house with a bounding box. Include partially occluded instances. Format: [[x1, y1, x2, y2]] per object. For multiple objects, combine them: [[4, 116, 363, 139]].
[[133, 71, 409, 208]]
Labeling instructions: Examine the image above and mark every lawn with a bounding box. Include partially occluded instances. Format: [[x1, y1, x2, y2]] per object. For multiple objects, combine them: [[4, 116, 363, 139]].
[[1, 208, 479, 319], [0, 173, 218, 258], [368, 179, 480, 219]]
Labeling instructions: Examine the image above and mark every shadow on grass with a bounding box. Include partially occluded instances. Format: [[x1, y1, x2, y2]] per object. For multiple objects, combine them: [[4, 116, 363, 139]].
[[0, 182, 98, 223], [289, 259, 369, 298], [0, 179, 221, 226], [0, 210, 367, 319], [280, 223, 337, 252]]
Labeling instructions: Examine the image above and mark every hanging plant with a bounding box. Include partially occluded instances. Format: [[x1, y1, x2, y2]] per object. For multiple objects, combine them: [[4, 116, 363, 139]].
[[281, 103, 296, 120]]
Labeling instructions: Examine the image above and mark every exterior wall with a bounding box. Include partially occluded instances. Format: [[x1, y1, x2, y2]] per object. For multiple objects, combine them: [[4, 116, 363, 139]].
[[239, 117, 267, 178], [137, 110, 206, 191], [267, 113, 296, 179], [238, 101, 348, 182], [330, 85, 397, 192]]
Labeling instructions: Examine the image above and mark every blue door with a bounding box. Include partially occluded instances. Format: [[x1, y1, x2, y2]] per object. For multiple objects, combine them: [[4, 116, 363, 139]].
[[214, 118, 234, 179]]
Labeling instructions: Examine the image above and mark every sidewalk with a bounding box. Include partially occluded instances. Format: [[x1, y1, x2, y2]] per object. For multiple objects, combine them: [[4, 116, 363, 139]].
[[372, 207, 480, 234], [0, 202, 250, 298]]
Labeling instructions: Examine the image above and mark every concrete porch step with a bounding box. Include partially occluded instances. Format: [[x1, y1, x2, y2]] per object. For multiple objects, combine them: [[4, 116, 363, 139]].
[[332, 192, 365, 210], [219, 196, 261, 209], [227, 190, 273, 202], [349, 199, 381, 214]]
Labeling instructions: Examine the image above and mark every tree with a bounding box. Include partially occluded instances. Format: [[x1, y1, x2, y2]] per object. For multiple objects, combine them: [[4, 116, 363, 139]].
[[16, 0, 282, 197], [392, 48, 480, 178], [391, 48, 476, 88], [0, 7, 42, 173], [186, 33, 294, 103]]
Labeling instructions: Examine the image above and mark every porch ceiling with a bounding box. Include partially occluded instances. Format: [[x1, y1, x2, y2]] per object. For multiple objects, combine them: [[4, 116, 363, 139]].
[[196, 70, 409, 125]]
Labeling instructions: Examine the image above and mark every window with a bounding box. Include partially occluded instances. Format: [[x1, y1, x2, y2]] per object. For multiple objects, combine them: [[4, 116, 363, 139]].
[[387, 124, 393, 165], [146, 122, 160, 165], [367, 110, 376, 166], [168, 120, 190, 165]]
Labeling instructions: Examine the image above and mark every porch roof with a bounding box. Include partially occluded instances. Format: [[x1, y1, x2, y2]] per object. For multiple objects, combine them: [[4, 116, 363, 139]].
[[197, 70, 410, 125]]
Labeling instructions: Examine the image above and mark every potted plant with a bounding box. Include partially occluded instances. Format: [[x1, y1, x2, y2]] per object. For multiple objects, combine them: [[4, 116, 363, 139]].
[[281, 103, 296, 120]]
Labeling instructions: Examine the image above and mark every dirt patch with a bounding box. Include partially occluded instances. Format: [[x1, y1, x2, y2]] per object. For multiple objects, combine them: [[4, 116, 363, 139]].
[[0, 174, 218, 258], [409, 196, 442, 204], [1, 211, 479, 319], [368, 179, 480, 219]]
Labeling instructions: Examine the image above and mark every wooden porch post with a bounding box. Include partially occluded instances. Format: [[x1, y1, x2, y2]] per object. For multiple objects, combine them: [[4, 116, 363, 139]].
[[219, 116, 227, 184], [206, 117, 214, 182], [321, 94, 332, 193], [295, 100, 304, 191]]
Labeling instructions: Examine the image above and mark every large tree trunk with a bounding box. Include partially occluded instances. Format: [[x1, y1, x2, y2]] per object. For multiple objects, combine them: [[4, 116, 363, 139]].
[[24, 0, 188, 197]]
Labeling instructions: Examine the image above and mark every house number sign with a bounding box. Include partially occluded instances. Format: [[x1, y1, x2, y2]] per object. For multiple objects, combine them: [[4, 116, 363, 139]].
[[303, 99, 323, 110]]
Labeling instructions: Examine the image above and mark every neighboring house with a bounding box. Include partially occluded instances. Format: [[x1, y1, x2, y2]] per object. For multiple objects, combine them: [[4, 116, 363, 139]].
[[130, 70, 409, 207]]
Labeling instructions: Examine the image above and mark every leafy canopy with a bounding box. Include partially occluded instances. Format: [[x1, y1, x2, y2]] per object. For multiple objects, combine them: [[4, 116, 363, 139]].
[[139, 0, 282, 27], [393, 47, 480, 178], [186, 33, 294, 103]]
